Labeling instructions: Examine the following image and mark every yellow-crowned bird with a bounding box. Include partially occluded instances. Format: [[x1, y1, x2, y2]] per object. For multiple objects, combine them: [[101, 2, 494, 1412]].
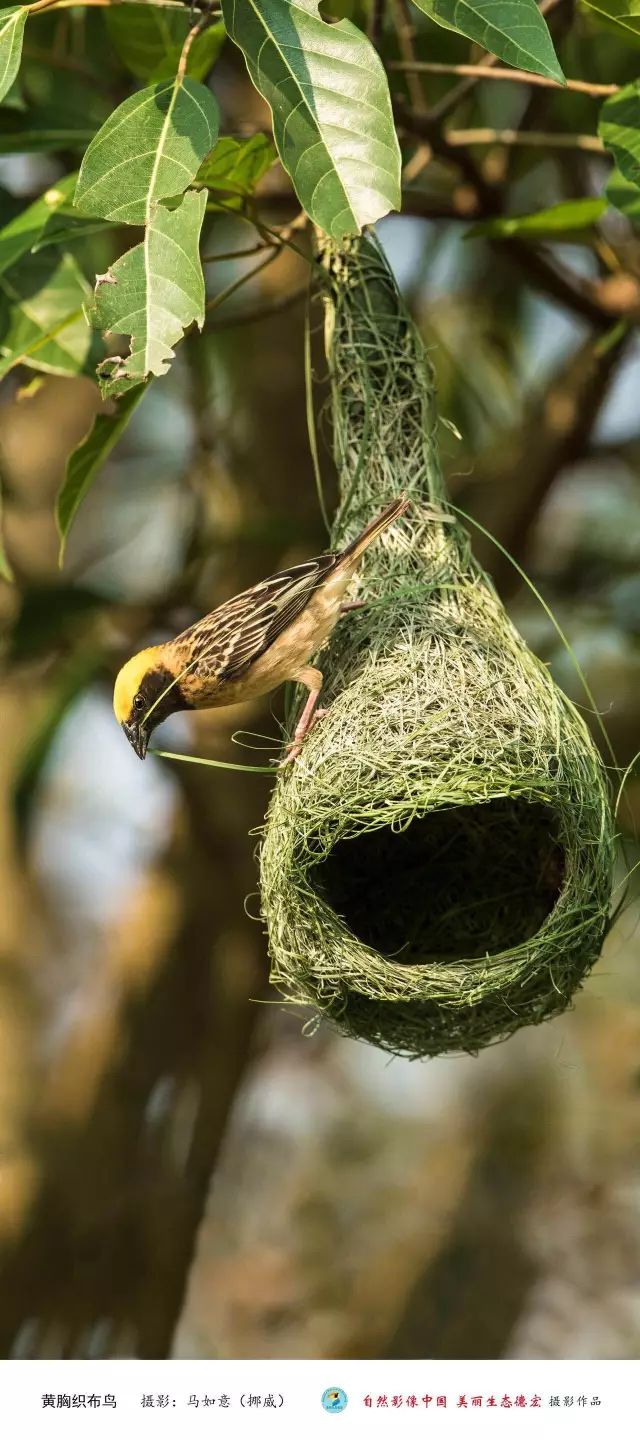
[[113, 494, 408, 761]]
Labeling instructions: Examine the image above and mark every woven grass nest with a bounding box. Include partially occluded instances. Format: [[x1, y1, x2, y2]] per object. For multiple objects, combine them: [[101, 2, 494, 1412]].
[[260, 232, 615, 1059]]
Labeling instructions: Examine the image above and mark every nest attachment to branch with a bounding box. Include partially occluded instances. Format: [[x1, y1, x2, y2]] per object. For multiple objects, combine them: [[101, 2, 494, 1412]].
[[260, 233, 615, 1060]]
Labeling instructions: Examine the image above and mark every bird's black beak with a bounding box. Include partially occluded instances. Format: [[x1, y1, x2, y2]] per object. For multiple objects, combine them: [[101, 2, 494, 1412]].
[[122, 720, 149, 760]]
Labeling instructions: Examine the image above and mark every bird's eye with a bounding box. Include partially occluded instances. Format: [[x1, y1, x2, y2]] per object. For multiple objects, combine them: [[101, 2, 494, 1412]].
[[133, 694, 145, 714]]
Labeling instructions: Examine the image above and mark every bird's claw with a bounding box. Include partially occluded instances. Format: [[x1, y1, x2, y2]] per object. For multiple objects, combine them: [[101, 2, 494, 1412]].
[[279, 706, 328, 766]]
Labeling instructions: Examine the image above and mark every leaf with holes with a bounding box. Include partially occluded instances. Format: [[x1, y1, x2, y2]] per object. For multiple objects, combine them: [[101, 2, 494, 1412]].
[[600, 81, 640, 195], [88, 188, 207, 398], [74, 77, 219, 225], [411, 0, 565, 83], [197, 134, 277, 208], [0, 251, 99, 379], [105, 6, 226, 82], [0, 6, 27, 104], [57, 383, 147, 562], [221, 0, 400, 237]]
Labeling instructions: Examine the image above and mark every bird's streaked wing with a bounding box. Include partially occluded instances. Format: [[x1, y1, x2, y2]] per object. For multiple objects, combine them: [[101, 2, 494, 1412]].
[[179, 554, 338, 682]]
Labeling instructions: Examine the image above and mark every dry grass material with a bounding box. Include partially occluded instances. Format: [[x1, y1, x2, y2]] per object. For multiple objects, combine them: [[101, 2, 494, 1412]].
[[259, 232, 615, 1059]]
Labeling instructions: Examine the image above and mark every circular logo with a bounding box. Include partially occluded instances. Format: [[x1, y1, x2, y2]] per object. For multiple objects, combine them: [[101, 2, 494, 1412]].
[[322, 1388, 348, 1414]]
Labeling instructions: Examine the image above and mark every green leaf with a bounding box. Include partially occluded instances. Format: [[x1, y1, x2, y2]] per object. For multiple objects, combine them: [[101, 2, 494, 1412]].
[[0, 251, 98, 379], [197, 134, 277, 208], [0, 7, 27, 104], [467, 197, 607, 238], [31, 214, 119, 254], [88, 188, 207, 398], [411, 0, 565, 83], [57, 384, 147, 562], [581, 0, 640, 40], [0, 172, 78, 277], [105, 7, 225, 82], [599, 80, 640, 194], [222, 0, 400, 237], [75, 77, 219, 225], [606, 164, 640, 222]]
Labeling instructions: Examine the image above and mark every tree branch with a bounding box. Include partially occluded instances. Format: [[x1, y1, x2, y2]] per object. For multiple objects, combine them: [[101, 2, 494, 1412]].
[[394, 101, 625, 329], [445, 128, 605, 153], [392, 0, 428, 115], [424, 0, 568, 121], [388, 61, 618, 99]]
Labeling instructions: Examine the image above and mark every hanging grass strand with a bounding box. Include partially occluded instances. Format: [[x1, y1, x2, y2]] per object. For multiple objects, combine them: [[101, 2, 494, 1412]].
[[259, 232, 615, 1060]]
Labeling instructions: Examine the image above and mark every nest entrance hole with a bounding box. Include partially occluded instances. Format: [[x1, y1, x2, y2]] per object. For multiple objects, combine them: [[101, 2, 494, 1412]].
[[314, 799, 565, 964]]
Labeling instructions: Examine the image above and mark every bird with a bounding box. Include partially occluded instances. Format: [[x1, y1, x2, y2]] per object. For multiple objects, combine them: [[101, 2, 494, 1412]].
[[113, 493, 409, 763]]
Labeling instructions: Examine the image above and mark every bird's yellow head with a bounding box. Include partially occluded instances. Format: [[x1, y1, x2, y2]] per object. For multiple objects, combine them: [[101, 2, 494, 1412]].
[[113, 645, 183, 760]]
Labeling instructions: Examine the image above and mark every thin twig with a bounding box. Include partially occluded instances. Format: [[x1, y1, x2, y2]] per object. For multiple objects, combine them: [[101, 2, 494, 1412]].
[[395, 101, 616, 328], [204, 247, 279, 314], [395, 101, 499, 208], [388, 61, 618, 98], [24, 0, 127, 9], [25, 0, 188, 9], [392, 0, 428, 115], [205, 283, 307, 332], [445, 128, 605, 153], [201, 243, 272, 263], [251, 212, 322, 275], [177, 13, 207, 81], [368, 0, 384, 48], [391, 0, 434, 186], [426, 0, 565, 121]]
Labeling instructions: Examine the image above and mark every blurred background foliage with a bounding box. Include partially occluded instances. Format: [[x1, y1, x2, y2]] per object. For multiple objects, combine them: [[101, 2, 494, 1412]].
[[0, 0, 640, 1360]]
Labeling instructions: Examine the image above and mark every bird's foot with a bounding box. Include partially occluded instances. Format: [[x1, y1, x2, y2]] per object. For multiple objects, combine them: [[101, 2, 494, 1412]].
[[280, 706, 328, 765], [341, 600, 366, 613]]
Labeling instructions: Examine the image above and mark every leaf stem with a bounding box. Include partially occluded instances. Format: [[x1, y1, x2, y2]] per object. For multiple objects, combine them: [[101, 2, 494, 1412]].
[[177, 11, 208, 82]]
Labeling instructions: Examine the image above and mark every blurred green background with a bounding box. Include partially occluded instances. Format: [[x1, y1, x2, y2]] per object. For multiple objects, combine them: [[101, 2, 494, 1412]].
[[0, 0, 639, 1361]]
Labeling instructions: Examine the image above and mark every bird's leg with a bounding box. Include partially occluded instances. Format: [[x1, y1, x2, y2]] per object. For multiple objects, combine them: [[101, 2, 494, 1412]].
[[340, 599, 366, 613], [284, 666, 324, 763]]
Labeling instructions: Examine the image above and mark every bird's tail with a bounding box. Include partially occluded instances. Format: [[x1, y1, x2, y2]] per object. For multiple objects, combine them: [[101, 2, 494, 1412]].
[[337, 494, 409, 567]]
